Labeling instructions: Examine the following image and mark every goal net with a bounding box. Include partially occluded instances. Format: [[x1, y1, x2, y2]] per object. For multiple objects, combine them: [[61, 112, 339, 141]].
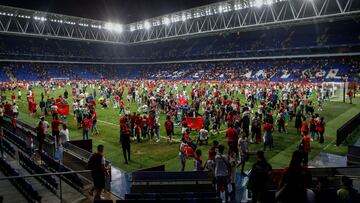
[[50, 77, 70, 81], [321, 81, 348, 102]]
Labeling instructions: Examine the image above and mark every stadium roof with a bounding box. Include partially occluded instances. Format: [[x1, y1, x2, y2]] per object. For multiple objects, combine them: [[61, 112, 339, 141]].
[[0, 0, 223, 24], [0, 0, 359, 43]]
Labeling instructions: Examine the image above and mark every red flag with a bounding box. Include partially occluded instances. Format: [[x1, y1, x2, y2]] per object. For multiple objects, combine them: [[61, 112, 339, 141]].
[[56, 104, 70, 115], [185, 117, 204, 130], [178, 97, 187, 107]]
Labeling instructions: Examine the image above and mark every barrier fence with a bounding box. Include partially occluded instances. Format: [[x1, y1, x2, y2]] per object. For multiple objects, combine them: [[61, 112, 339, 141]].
[[336, 112, 360, 146], [0, 168, 91, 203]]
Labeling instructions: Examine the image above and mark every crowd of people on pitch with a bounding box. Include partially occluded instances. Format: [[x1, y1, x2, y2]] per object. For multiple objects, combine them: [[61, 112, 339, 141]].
[[0, 78, 358, 202]]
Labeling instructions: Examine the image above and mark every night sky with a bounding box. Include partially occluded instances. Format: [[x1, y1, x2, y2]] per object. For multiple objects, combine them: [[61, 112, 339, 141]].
[[0, 0, 223, 24]]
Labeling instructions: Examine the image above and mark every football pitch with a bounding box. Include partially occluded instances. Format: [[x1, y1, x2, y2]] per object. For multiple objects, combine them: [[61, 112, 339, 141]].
[[3, 85, 360, 172]]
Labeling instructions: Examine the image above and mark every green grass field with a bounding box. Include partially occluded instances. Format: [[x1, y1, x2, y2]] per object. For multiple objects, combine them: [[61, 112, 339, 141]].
[[3, 85, 360, 172]]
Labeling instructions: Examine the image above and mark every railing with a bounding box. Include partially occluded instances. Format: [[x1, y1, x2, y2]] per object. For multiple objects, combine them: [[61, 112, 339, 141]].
[[336, 112, 360, 146], [2, 114, 119, 196], [0, 169, 92, 203]]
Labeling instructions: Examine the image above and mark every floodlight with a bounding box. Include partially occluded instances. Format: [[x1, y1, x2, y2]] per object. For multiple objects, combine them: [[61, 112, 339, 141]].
[[144, 21, 151, 30], [105, 22, 123, 33], [181, 14, 187, 21], [130, 25, 136, 32], [255, 0, 264, 8], [163, 17, 170, 25], [114, 24, 123, 33], [264, 0, 272, 5], [218, 5, 223, 13]]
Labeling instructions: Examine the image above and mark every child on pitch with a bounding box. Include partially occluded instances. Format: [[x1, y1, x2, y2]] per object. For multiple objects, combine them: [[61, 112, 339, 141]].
[[197, 128, 208, 146], [193, 149, 203, 171]]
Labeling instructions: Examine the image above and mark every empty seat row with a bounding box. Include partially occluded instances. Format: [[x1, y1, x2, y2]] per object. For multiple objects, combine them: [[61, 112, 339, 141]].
[[40, 152, 84, 190], [0, 158, 42, 203], [3, 129, 28, 153], [117, 198, 221, 203], [2, 138, 16, 157], [94, 199, 221, 203], [131, 171, 212, 182], [18, 151, 58, 192], [125, 192, 216, 200]]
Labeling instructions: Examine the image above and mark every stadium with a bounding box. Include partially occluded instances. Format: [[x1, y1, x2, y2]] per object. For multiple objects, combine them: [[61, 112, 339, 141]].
[[0, 0, 360, 202]]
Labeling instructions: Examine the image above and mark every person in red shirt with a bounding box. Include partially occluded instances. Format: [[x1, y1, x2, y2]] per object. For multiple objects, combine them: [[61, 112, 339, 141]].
[[263, 122, 274, 151], [82, 114, 91, 140], [119, 99, 125, 114], [134, 113, 142, 143], [52, 115, 62, 143], [91, 110, 99, 136], [12, 116, 17, 132], [35, 118, 46, 155], [120, 116, 131, 164], [225, 124, 239, 154], [11, 92, 16, 103], [164, 115, 174, 143], [183, 129, 191, 143], [130, 112, 137, 138], [300, 117, 309, 135], [347, 89, 353, 104]]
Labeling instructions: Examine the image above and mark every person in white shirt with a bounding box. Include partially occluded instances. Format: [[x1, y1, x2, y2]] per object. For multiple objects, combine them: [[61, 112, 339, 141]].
[[40, 117, 49, 134], [18, 90, 22, 100], [12, 103, 19, 117], [197, 128, 208, 145], [59, 124, 70, 146]]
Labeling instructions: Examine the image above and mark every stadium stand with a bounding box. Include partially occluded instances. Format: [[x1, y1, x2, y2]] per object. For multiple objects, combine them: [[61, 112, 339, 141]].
[[40, 151, 84, 190], [18, 151, 59, 193], [0, 158, 42, 203], [113, 171, 222, 202], [1, 138, 16, 158], [0, 20, 359, 62], [1, 57, 359, 82]]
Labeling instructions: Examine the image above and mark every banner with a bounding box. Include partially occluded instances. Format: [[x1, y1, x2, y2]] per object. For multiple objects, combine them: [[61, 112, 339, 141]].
[[178, 97, 187, 107], [56, 103, 70, 115], [185, 117, 204, 130]]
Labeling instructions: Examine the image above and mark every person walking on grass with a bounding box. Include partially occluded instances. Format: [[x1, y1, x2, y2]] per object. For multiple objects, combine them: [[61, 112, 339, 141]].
[[238, 134, 249, 175], [91, 109, 99, 136], [263, 121, 274, 151], [179, 137, 187, 171], [164, 115, 174, 143], [309, 115, 317, 141], [82, 114, 91, 140], [120, 116, 131, 164], [300, 132, 311, 166], [225, 123, 239, 154], [317, 117, 326, 144]]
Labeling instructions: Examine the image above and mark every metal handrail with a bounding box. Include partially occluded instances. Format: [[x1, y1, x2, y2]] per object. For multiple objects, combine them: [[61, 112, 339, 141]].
[[3, 114, 110, 164], [0, 170, 92, 181]]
